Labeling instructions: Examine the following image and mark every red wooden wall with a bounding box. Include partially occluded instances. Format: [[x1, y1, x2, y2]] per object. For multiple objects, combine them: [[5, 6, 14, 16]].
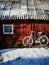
[[0, 20, 49, 46]]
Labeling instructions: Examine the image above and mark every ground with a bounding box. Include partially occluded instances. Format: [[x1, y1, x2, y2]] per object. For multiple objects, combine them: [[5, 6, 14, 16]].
[[0, 48, 49, 65]]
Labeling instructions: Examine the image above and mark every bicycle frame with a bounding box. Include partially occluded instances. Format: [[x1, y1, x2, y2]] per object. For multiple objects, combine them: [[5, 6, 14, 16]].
[[30, 34, 40, 44], [22, 31, 49, 47]]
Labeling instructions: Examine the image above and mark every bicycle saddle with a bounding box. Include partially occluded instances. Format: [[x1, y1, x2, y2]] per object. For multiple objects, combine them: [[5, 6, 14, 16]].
[[38, 32, 42, 35]]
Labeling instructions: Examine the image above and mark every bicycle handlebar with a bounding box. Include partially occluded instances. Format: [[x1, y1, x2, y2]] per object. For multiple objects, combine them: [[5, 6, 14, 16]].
[[31, 31, 35, 33]]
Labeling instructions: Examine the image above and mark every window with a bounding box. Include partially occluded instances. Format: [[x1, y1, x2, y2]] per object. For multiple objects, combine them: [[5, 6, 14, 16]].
[[3, 24, 14, 34]]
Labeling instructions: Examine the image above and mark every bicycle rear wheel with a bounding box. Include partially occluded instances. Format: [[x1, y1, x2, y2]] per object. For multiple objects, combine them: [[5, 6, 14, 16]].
[[39, 35, 48, 46], [22, 36, 33, 47]]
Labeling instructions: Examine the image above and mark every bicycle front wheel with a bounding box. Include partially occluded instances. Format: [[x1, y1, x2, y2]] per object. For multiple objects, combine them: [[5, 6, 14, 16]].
[[39, 35, 48, 46], [22, 36, 33, 47]]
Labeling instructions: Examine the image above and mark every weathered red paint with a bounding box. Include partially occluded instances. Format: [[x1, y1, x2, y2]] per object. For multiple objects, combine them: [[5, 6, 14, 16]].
[[0, 20, 49, 45]]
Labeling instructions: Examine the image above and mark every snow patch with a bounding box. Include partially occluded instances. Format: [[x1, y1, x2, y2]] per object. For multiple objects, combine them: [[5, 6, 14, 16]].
[[0, 48, 49, 65]]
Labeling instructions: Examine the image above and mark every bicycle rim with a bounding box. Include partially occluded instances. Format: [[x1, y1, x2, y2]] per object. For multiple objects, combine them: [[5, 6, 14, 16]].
[[22, 36, 33, 47], [39, 35, 48, 46]]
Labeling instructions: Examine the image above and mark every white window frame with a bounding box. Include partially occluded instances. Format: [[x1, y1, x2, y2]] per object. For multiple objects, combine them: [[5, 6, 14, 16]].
[[3, 24, 14, 34]]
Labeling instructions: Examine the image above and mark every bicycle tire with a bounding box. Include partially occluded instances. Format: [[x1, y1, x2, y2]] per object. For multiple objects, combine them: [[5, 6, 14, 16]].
[[22, 36, 33, 47], [39, 35, 48, 46]]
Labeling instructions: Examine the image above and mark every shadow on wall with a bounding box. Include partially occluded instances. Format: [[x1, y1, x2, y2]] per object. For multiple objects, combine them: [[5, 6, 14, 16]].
[[0, 37, 7, 49]]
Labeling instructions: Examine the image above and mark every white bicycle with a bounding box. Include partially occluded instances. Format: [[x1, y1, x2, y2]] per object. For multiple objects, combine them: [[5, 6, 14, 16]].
[[22, 31, 49, 47]]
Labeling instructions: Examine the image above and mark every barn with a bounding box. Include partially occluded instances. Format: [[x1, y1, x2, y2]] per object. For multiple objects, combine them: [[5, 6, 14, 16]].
[[0, 0, 49, 48]]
